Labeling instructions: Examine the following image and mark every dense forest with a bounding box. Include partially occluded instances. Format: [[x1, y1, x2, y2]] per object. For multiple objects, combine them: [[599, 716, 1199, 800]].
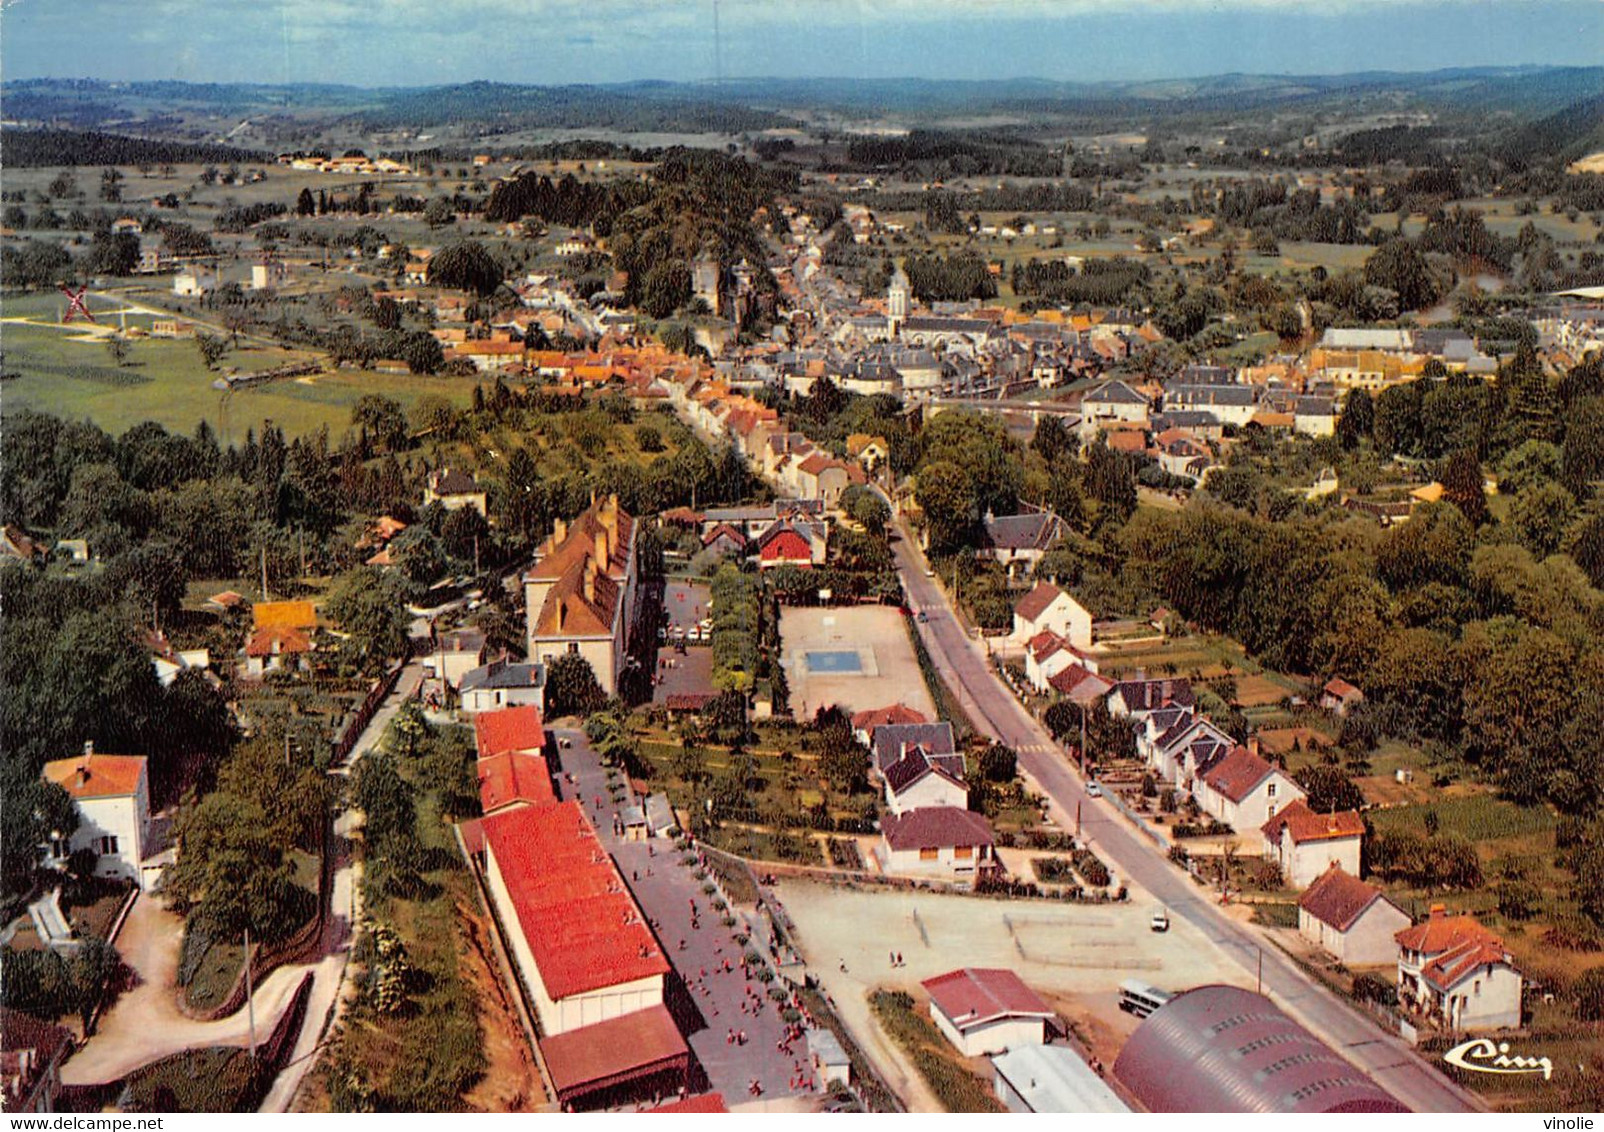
[[2, 128, 267, 168]]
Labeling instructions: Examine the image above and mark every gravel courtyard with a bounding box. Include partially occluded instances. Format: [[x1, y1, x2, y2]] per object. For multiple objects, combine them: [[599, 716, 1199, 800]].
[[778, 606, 935, 721]]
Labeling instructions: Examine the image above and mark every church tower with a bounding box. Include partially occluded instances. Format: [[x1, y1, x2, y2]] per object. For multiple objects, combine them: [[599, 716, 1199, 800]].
[[887, 262, 909, 337]]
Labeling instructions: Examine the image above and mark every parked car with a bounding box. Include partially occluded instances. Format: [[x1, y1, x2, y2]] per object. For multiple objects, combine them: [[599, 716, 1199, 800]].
[[916, 611, 929, 623], [1150, 909, 1170, 933], [1085, 781, 1103, 798]]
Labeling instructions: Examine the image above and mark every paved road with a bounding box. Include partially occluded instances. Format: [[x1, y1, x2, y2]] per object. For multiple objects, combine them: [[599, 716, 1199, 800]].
[[890, 523, 1482, 1115]]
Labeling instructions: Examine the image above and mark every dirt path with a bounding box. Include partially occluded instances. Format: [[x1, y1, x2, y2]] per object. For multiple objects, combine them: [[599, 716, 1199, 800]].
[[60, 896, 309, 1085], [458, 896, 546, 1112]]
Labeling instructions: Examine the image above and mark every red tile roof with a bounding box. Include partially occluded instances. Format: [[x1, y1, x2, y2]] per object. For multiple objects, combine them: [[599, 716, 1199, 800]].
[[481, 802, 669, 1000], [478, 752, 556, 814], [1323, 677, 1363, 701], [43, 753, 146, 799], [759, 530, 812, 563], [1047, 663, 1113, 703], [540, 1005, 688, 1100], [881, 806, 993, 852], [1395, 909, 1500, 956], [246, 624, 313, 657], [921, 967, 1053, 1030], [851, 703, 929, 732], [1421, 939, 1514, 993], [1014, 581, 1065, 624], [1199, 746, 1282, 804], [1262, 799, 1364, 845], [474, 705, 546, 760], [1297, 866, 1392, 932]]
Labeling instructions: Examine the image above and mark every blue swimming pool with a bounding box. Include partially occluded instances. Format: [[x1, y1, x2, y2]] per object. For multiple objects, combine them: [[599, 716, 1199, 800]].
[[806, 650, 863, 674]]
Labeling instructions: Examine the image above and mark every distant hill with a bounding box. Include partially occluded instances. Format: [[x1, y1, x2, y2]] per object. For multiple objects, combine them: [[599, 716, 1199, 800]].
[[1499, 91, 1604, 164]]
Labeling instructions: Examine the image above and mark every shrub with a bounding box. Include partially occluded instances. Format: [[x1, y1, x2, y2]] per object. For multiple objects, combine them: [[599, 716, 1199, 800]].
[[1575, 967, 1604, 1022], [1353, 972, 1398, 1006], [1072, 848, 1111, 888], [1496, 879, 1541, 921]]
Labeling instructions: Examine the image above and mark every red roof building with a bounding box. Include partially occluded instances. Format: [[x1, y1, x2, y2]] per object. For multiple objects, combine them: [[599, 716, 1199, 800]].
[[540, 1004, 692, 1111], [479, 802, 669, 1035], [879, 807, 995, 880], [473, 705, 546, 760], [921, 968, 1055, 1057], [757, 528, 813, 569], [477, 752, 556, 815]]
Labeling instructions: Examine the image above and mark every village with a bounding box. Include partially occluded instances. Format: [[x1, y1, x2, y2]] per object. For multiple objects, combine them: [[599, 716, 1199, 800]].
[[5, 51, 1604, 1119]]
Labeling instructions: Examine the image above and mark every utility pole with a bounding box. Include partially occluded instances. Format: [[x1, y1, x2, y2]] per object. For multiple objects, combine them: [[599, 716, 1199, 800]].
[[1079, 701, 1088, 779], [244, 926, 257, 1061]]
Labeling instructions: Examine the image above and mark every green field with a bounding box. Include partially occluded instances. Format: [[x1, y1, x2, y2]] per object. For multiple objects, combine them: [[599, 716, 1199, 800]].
[[1367, 792, 1557, 845], [1, 318, 474, 440]]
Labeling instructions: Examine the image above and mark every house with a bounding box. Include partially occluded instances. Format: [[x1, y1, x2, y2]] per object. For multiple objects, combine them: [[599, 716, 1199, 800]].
[[41, 745, 156, 890], [459, 657, 547, 714], [755, 523, 815, 570], [1195, 745, 1306, 835], [1141, 709, 1234, 787], [1108, 677, 1194, 718], [807, 1027, 851, 1088], [1262, 800, 1365, 888], [1294, 397, 1337, 438], [980, 510, 1063, 577], [1011, 581, 1092, 651], [1396, 907, 1523, 1031], [478, 801, 670, 1036], [173, 268, 215, 297], [921, 968, 1055, 1056], [425, 627, 487, 689], [1047, 663, 1113, 705], [871, 722, 958, 776], [1320, 677, 1365, 717], [851, 703, 928, 746], [1, 1008, 72, 1113], [699, 522, 748, 560], [1298, 866, 1411, 967], [473, 705, 546, 760], [1023, 630, 1097, 694], [878, 807, 995, 879], [1080, 380, 1150, 429], [205, 590, 247, 616], [845, 433, 889, 473], [883, 745, 969, 815], [524, 496, 641, 696], [991, 1044, 1129, 1114], [245, 600, 317, 677], [424, 468, 488, 517]]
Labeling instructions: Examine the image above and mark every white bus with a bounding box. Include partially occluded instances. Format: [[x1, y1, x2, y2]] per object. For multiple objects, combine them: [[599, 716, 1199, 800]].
[[1118, 979, 1173, 1019]]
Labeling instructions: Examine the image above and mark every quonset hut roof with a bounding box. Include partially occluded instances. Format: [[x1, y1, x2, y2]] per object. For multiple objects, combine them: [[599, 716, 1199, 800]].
[[1112, 985, 1409, 1113]]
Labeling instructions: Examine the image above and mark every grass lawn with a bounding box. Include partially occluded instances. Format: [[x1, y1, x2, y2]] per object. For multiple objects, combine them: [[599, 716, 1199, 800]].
[[184, 939, 249, 1013], [124, 1046, 260, 1113], [1, 317, 474, 440], [1366, 792, 1556, 846]]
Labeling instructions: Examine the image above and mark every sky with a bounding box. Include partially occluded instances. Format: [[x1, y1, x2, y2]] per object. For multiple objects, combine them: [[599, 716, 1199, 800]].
[[3, 0, 1602, 88]]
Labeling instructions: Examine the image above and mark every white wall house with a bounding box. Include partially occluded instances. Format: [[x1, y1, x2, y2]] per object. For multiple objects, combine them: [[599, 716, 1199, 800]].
[[878, 807, 995, 880], [1011, 582, 1093, 650], [1262, 800, 1364, 887], [1196, 747, 1305, 838], [922, 968, 1055, 1058], [41, 747, 155, 890], [1297, 867, 1411, 968], [1396, 909, 1523, 1032]]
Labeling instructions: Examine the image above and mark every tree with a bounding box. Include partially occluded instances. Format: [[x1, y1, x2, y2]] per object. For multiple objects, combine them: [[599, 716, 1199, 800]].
[[1337, 389, 1374, 450], [104, 334, 131, 367], [86, 231, 139, 276], [635, 422, 664, 453], [295, 187, 315, 216], [422, 197, 456, 229], [1575, 966, 1604, 1022], [428, 241, 503, 297], [915, 460, 976, 553], [1440, 449, 1489, 527], [1511, 480, 1577, 559], [195, 333, 229, 372], [976, 743, 1017, 784], [1363, 238, 1440, 312], [326, 567, 412, 671], [351, 394, 408, 453], [1292, 764, 1365, 813], [545, 652, 605, 717], [641, 260, 691, 320]]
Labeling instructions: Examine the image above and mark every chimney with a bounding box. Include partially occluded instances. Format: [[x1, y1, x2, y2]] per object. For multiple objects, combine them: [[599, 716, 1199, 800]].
[[83, 740, 94, 758], [1429, 904, 1446, 919], [595, 529, 609, 565], [552, 517, 568, 547], [1248, 736, 1260, 757], [77, 766, 90, 788]]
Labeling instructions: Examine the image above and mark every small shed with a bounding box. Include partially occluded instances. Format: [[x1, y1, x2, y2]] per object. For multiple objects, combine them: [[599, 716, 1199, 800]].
[[807, 1027, 851, 1088]]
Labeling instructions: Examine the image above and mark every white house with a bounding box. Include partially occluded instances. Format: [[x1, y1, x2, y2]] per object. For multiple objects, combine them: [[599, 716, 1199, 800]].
[[883, 746, 968, 815], [424, 627, 487, 689], [1080, 380, 1150, 431], [1396, 908, 1523, 1032], [1195, 746, 1305, 836], [1297, 866, 1411, 967], [1023, 629, 1097, 693], [1011, 581, 1092, 650], [459, 658, 546, 714], [878, 807, 995, 880], [922, 967, 1055, 1057], [41, 746, 156, 890], [1261, 800, 1364, 887]]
